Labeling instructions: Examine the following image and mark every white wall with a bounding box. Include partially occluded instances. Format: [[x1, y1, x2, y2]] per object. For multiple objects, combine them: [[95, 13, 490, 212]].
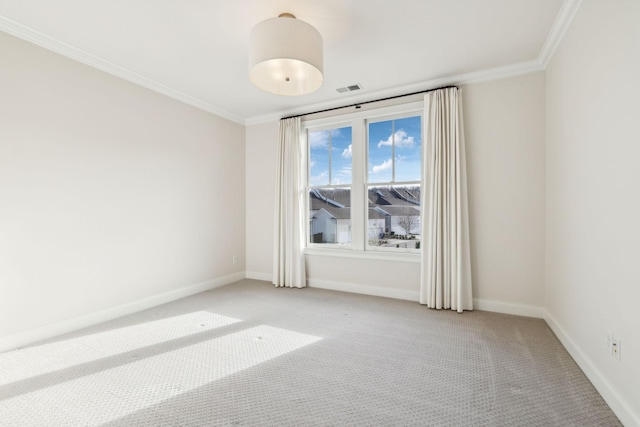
[[245, 121, 278, 279], [0, 32, 246, 350], [245, 72, 546, 314], [463, 73, 546, 313], [544, 1, 640, 424]]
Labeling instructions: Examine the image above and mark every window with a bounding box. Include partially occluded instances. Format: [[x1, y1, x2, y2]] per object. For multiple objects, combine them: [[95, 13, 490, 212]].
[[308, 126, 352, 245], [367, 115, 422, 250], [305, 103, 422, 254]]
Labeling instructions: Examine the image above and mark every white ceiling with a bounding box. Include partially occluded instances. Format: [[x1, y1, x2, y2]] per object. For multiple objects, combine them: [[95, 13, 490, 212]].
[[0, 0, 576, 124]]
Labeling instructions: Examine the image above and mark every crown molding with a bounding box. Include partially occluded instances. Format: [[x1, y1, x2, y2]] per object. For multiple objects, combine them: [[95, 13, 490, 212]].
[[538, 0, 583, 67], [0, 15, 245, 125], [244, 0, 585, 126], [2, 0, 582, 127], [246, 0, 585, 128], [245, 59, 545, 125]]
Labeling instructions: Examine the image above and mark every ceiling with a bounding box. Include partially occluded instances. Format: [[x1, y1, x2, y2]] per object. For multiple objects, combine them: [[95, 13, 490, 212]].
[[0, 0, 575, 124]]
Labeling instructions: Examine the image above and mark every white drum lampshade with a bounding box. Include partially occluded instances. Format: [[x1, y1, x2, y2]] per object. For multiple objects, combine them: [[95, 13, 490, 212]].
[[249, 13, 323, 96]]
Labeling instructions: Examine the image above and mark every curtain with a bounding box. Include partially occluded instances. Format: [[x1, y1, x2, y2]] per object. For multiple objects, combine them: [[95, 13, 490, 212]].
[[273, 117, 307, 288], [420, 88, 473, 312]]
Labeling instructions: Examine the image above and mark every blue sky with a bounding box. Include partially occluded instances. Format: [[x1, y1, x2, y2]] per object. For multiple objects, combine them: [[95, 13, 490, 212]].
[[308, 127, 352, 186], [309, 115, 421, 186], [368, 116, 421, 183]]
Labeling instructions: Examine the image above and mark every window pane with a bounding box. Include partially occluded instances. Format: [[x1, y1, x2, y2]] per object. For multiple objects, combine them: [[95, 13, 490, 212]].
[[330, 127, 352, 185], [393, 116, 421, 182], [368, 116, 421, 183], [368, 121, 393, 183], [309, 188, 351, 245], [367, 185, 421, 250], [309, 127, 352, 186], [309, 129, 330, 186]]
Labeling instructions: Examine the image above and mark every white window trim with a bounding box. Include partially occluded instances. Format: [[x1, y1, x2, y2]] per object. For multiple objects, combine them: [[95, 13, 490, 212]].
[[303, 101, 424, 258], [304, 246, 420, 263]]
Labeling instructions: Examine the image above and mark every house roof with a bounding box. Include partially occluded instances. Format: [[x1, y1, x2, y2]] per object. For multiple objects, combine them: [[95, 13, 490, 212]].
[[377, 206, 420, 217], [368, 186, 421, 208], [311, 187, 420, 220], [309, 197, 351, 220]]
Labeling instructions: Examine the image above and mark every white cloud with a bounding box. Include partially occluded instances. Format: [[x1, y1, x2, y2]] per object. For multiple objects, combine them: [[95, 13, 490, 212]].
[[309, 128, 343, 149], [372, 158, 393, 173], [310, 170, 328, 184], [309, 160, 316, 168], [377, 129, 415, 148], [313, 167, 352, 186], [337, 166, 352, 181], [309, 131, 328, 149], [341, 144, 352, 158]]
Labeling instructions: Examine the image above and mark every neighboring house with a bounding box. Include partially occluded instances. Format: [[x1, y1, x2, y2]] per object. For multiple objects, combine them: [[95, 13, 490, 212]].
[[309, 186, 421, 244], [375, 205, 421, 236], [310, 208, 350, 244], [309, 189, 351, 244], [367, 187, 421, 236]]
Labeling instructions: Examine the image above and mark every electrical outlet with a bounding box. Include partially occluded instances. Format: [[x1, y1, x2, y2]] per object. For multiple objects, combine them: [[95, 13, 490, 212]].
[[605, 331, 613, 354], [232, 256, 238, 265], [612, 338, 621, 361]]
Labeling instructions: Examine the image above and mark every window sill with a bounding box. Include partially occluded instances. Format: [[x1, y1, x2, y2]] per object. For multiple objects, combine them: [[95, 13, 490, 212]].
[[304, 247, 420, 263]]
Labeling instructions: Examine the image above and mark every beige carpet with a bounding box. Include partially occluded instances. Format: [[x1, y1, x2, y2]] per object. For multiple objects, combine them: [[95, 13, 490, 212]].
[[0, 279, 621, 426]]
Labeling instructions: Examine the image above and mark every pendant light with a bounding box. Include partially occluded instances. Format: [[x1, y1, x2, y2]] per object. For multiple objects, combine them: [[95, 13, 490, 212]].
[[249, 13, 323, 96]]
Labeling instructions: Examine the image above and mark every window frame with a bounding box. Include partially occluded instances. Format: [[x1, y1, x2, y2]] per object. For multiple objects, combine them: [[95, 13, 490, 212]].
[[303, 101, 423, 261], [365, 113, 423, 253], [306, 121, 354, 249]]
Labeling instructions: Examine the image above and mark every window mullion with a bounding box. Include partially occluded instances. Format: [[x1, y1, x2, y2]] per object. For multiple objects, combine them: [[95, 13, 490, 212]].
[[350, 118, 365, 251], [328, 130, 332, 184], [391, 120, 396, 182]]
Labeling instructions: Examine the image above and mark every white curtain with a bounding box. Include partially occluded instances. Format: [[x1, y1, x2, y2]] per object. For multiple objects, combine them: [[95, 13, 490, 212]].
[[420, 88, 473, 312], [273, 117, 307, 288]]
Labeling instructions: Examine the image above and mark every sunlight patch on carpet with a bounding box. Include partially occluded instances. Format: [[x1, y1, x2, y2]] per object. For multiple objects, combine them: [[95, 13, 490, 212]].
[[0, 324, 321, 425], [0, 311, 240, 385]]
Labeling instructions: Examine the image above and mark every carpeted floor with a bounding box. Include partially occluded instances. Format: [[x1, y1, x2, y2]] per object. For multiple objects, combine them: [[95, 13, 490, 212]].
[[0, 279, 621, 426]]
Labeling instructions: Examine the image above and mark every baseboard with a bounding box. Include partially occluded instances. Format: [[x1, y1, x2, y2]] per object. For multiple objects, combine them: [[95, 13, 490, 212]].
[[0, 272, 245, 354], [544, 310, 639, 427], [245, 273, 419, 301], [307, 278, 419, 301], [473, 298, 544, 318], [245, 271, 272, 282], [247, 271, 544, 317]]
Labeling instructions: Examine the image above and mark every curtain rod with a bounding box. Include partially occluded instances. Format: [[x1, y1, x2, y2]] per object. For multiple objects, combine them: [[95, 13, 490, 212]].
[[281, 84, 458, 120]]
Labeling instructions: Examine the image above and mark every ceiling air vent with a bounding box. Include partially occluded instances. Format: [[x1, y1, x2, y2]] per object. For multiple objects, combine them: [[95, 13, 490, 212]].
[[336, 84, 362, 94]]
